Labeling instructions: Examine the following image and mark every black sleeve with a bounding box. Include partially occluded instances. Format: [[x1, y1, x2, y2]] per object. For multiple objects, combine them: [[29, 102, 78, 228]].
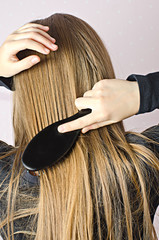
[[0, 76, 13, 90], [126, 71, 159, 115]]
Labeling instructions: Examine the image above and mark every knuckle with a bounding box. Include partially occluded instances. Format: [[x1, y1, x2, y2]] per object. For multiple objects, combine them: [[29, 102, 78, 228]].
[[94, 79, 109, 89], [96, 89, 103, 96], [93, 80, 104, 90], [24, 38, 31, 45], [98, 96, 105, 105], [97, 97, 108, 119], [95, 80, 104, 88], [2, 42, 7, 48], [6, 35, 12, 41], [100, 106, 110, 120], [3, 41, 9, 49], [25, 23, 33, 28], [29, 27, 37, 31], [10, 33, 16, 38], [97, 81, 103, 87], [83, 90, 90, 96], [75, 98, 80, 105], [20, 23, 30, 29], [28, 31, 36, 38], [100, 110, 107, 120], [93, 82, 99, 89]]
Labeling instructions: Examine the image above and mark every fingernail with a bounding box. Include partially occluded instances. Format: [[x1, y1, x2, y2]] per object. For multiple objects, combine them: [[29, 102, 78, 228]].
[[31, 57, 40, 64], [51, 44, 58, 50], [44, 48, 50, 53], [58, 126, 65, 133], [51, 38, 56, 42]]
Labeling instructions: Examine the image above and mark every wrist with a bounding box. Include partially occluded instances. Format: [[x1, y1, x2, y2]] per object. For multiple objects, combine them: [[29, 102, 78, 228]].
[[131, 81, 140, 115]]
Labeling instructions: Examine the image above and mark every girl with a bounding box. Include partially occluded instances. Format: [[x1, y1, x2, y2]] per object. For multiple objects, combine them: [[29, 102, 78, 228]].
[[0, 13, 159, 240]]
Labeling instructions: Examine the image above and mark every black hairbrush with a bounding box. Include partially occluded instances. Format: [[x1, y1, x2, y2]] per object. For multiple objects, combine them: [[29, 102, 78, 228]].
[[0, 77, 92, 171], [22, 108, 92, 171]]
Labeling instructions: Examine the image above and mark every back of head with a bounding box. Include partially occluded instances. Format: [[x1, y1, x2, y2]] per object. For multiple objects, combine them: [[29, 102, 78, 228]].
[[1, 13, 158, 240], [13, 13, 117, 146]]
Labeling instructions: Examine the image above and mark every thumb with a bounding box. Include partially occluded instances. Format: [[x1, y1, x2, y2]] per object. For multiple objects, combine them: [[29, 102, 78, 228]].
[[14, 55, 40, 73]]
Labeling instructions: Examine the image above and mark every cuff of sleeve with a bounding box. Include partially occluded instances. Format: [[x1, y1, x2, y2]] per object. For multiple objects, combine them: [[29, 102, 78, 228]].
[[0, 76, 14, 91], [126, 73, 159, 115]]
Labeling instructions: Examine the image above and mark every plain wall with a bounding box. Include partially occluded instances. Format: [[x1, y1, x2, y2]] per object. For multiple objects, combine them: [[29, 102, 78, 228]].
[[0, 0, 158, 237]]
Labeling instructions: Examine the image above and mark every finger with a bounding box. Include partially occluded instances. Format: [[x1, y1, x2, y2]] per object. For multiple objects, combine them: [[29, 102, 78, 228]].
[[12, 55, 40, 74], [57, 111, 99, 133], [11, 31, 58, 51], [16, 27, 56, 43], [75, 97, 98, 110], [83, 89, 95, 97], [82, 119, 117, 133], [17, 23, 49, 32], [8, 39, 52, 56], [12, 26, 49, 36], [81, 122, 99, 133], [57, 97, 100, 132], [92, 79, 108, 90], [83, 89, 105, 97]]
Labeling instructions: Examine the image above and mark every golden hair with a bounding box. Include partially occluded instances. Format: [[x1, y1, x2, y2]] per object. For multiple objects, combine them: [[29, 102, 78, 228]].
[[0, 13, 159, 240]]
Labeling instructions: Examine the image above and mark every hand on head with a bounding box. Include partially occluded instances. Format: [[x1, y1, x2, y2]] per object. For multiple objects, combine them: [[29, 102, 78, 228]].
[[0, 23, 58, 78]]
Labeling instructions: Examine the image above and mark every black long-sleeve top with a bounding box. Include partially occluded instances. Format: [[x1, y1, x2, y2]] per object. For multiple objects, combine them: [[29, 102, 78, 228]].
[[0, 72, 159, 239]]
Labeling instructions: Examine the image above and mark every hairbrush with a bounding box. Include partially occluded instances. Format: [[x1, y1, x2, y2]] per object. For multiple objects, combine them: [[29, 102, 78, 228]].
[[22, 108, 92, 171]]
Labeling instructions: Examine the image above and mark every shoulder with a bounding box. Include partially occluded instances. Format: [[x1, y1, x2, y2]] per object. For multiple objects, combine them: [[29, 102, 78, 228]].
[[126, 125, 159, 219], [141, 124, 159, 157], [0, 140, 15, 183], [0, 140, 40, 187], [0, 140, 15, 165], [126, 124, 159, 153], [0, 140, 14, 153], [141, 124, 159, 140]]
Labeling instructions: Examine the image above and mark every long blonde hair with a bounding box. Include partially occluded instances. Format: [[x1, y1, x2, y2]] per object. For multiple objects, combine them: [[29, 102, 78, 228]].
[[0, 13, 159, 240]]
